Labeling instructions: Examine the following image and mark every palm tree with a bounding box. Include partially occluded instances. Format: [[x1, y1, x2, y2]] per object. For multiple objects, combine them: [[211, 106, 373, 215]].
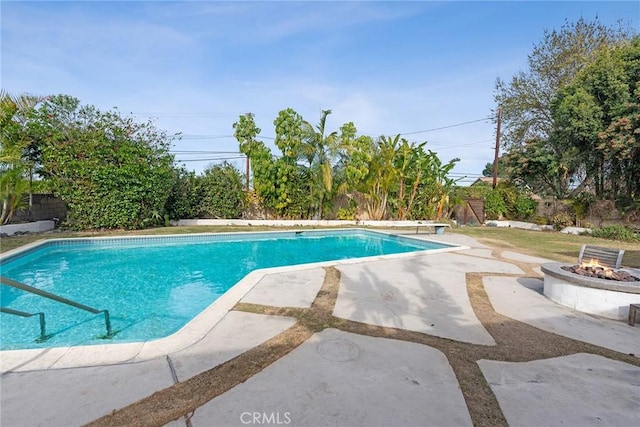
[[300, 110, 340, 219], [0, 90, 43, 224]]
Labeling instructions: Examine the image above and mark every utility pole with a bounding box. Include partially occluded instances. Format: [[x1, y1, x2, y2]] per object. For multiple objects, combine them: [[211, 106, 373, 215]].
[[492, 107, 502, 189], [245, 155, 250, 191], [244, 112, 252, 191]]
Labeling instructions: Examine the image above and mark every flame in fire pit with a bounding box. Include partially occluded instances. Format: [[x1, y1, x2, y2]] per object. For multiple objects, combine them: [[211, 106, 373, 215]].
[[581, 258, 607, 270]]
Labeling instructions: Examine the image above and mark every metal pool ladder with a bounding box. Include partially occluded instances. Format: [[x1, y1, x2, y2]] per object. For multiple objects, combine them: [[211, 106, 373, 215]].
[[0, 307, 49, 342], [0, 276, 114, 339]]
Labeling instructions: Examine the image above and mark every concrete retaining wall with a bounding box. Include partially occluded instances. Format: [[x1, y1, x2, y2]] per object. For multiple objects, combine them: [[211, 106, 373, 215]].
[[485, 220, 555, 231], [11, 194, 67, 223], [176, 219, 453, 231], [0, 220, 55, 236]]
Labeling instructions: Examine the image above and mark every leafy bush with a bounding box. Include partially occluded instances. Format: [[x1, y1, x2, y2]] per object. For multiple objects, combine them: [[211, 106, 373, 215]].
[[198, 162, 246, 218], [591, 224, 639, 242], [30, 180, 54, 194], [500, 186, 518, 218], [533, 215, 549, 225], [551, 212, 574, 230], [165, 167, 202, 220], [336, 206, 357, 220], [36, 95, 175, 230], [483, 183, 538, 221], [513, 193, 537, 220], [484, 190, 507, 220]]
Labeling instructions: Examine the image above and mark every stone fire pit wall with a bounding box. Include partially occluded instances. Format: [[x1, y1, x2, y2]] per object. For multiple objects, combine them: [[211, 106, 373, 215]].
[[541, 262, 640, 321]]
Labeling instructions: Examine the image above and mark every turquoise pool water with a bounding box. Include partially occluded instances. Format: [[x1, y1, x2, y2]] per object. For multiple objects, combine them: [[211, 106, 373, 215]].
[[0, 229, 452, 350]]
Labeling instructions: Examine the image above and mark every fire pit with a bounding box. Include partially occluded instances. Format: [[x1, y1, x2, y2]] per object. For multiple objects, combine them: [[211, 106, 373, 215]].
[[542, 259, 640, 321], [561, 260, 639, 282]]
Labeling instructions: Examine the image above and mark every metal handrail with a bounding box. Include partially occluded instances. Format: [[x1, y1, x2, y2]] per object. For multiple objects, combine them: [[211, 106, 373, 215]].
[[0, 276, 113, 338], [0, 306, 50, 342]]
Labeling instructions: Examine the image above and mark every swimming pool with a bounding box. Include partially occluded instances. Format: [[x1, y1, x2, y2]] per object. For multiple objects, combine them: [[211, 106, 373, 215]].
[[0, 229, 455, 350]]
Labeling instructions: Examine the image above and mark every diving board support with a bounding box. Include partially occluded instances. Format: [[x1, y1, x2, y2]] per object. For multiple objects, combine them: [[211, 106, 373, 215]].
[[0, 276, 113, 338]]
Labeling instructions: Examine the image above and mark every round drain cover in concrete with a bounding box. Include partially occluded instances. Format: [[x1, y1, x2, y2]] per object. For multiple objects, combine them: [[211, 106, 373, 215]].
[[317, 338, 361, 362]]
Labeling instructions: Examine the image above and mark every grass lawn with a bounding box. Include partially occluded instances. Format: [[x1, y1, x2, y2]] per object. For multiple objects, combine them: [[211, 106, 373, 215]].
[[1, 224, 638, 268], [454, 226, 640, 268]]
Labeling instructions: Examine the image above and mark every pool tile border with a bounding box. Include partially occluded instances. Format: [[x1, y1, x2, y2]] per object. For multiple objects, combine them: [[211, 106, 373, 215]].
[[0, 228, 455, 265]]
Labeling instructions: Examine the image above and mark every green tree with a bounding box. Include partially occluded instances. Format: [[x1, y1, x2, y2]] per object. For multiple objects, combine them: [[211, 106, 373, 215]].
[[235, 109, 312, 219], [344, 133, 460, 221], [345, 134, 400, 220], [504, 137, 575, 198], [408, 148, 460, 220], [494, 17, 633, 196], [552, 36, 640, 201], [33, 95, 176, 229], [236, 108, 357, 219], [392, 139, 427, 220], [272, 108, 312, 218], [298, 110, 352, 219], [481, 156, 509, 178], [301, 110, 334, 218], [234, 112, 279, 215], [427, 151, 460, 220], [599, 102, 640, 206], [236, 110, 462, 221], [232, 112, 262, 190]]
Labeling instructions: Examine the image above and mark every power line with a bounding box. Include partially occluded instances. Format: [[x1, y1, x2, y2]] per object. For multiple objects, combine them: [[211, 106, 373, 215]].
[[129, 109, 492, 140], [128, 112, 240, 118], [428, 138, 493, 146], [179, 134, 235, 140], [174, 134, 276, 141], [175, 156, 246, 163], [170, 150, 242, 154], [429, 139, 494, 150], [167, 117, 491, 143], [398, 117, 492, 136]]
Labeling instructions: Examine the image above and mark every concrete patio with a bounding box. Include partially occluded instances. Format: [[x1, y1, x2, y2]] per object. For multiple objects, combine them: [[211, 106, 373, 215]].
[[1, 233, 639, 426]]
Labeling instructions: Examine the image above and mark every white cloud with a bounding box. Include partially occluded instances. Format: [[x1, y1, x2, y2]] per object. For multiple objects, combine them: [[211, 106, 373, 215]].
[[2, 0, 635, 181]]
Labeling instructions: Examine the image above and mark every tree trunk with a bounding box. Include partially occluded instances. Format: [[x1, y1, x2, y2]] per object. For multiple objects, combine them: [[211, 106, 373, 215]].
[[397, 178, 405, 220], [1, 198, 9, 225], [406, 171, 422, 218]]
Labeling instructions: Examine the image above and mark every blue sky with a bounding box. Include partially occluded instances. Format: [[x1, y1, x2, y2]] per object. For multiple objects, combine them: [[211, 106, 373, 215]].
[[2, 1, 638, 183]]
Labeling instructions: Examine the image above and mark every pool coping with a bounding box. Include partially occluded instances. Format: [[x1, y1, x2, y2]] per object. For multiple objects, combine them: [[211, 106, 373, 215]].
[[0, 228, 467, 372]]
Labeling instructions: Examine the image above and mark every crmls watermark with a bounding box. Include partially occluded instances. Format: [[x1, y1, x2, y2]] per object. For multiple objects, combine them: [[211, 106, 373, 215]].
[[240, 411, 292, 425]]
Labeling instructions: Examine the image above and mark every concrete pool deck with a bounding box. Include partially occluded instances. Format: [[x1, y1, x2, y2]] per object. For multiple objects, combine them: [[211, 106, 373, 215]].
[[1, 232, 639, 426]]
